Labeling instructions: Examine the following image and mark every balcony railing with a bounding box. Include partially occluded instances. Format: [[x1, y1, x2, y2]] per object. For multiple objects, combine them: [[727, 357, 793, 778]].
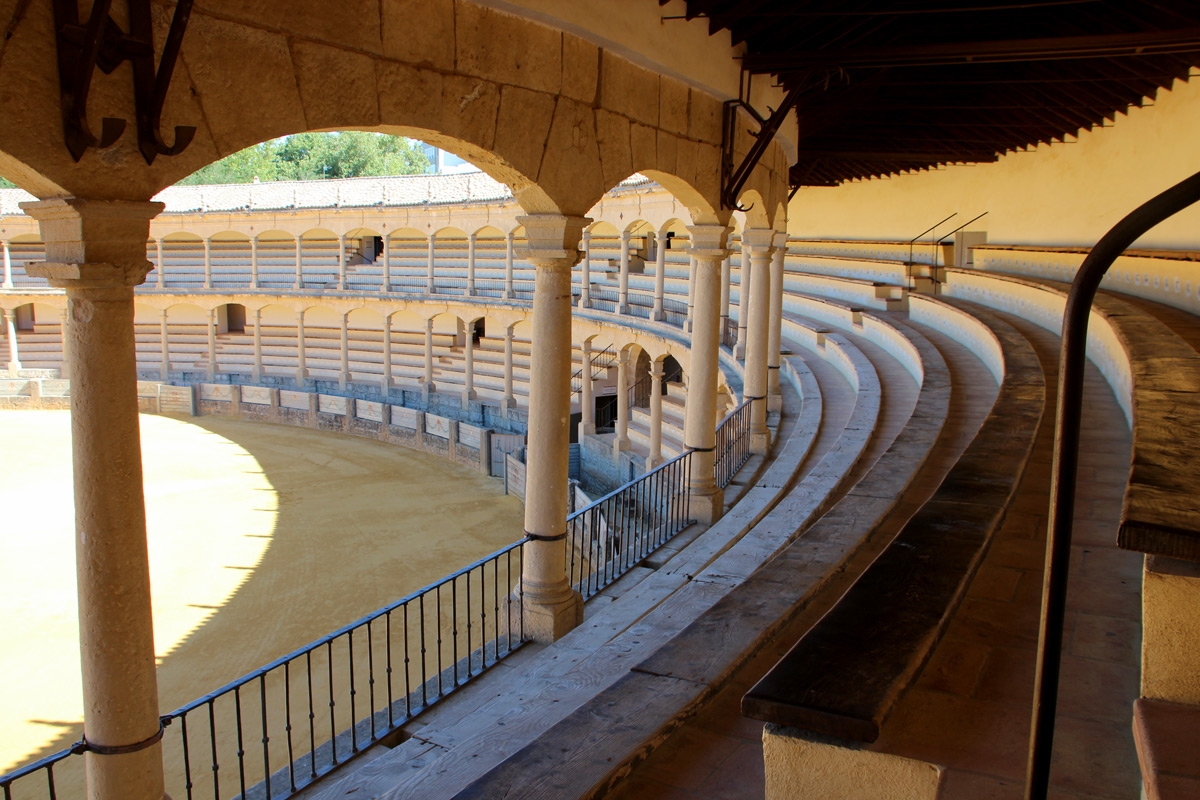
[[714, 399, 752, 490]]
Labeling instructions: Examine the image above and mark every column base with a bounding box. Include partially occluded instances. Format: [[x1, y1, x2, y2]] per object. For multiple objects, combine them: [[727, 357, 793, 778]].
[[578, 296, 591, 309], [733, 343, 746, 360], [651, 309, 664, 322], [619, 302, 629, 315], [688, 485, 725, 524], [7, 361, 21, 373], [767, 391, 782, 413], [646, 454, 663, 470], [421, 382, 436, 403], [502, 396, 518, 412], [462, 389, 477, 406], [518, 586, 584, 643], [613, 437, 631, 455], [578, 421, 595, 438], [751, 429, 771, 454]]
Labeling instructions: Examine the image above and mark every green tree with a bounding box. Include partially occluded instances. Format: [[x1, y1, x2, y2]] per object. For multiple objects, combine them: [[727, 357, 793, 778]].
[[177, 132, 431, 185]]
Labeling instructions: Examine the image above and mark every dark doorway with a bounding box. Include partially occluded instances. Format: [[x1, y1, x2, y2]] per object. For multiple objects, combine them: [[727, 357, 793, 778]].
[[226, 303, 246, 333], [595, 395, 618, 432]]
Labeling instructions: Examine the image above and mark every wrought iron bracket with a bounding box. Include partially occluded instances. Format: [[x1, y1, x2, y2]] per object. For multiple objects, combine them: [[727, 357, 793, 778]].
[[720, 80, 801, 212], [52, 0, 196, 164]]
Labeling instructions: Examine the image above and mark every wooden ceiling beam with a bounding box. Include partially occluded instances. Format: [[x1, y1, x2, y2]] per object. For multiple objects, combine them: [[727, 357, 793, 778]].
[[744, 27, 1200, 71]]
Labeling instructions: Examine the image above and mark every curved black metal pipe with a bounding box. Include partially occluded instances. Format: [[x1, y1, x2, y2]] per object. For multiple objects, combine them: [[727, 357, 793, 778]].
[[1026, 167, 1200, 800]]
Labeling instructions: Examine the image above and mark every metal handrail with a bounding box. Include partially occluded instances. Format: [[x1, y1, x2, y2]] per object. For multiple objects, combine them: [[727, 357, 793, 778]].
[[907, 212, 957, 265], [714, 399, 753, 489], [566, 450, 693, 599], [1025, 167, 1200, 800], [1, 540, 528, 800]]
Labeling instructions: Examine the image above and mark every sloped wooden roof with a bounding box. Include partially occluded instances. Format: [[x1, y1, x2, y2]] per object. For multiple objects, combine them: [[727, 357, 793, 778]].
[[664, 1, 1200, 187]]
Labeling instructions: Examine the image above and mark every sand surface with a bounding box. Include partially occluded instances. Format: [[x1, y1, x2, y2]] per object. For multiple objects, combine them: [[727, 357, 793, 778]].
[[0, 411, 525, 777]]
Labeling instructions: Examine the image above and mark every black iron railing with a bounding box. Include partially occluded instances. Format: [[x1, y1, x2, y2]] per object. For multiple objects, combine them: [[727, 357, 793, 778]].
[[1, 542, 526, 800], [721, 317, 738, 349], [714, 399, 752, 490], [567, 451, 693, 599], [570, 343, 616, 394]]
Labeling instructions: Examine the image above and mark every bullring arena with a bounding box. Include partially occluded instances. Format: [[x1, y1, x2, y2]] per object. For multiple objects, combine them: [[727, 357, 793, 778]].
[[2, 3, 1200, 800]]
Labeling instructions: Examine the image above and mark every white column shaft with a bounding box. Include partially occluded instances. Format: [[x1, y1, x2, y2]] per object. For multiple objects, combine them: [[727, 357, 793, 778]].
[[579, 339, 594, 436], [614, 350, 630, 451], [250, 236, 259, 288], [503, 327, 515, 405], [338, 234, 347, 290], [252, 309, 263, 382], [203, 238, 212, 289], [427, 235, 436, 293], [648, 361, 664, 467], [686, 254, 697, 331], [424, 318, 434, 386], [155, 238, 164, 289], [467, 234, 476, 296], [294, 237, 303, 289], [579, 231, 591, 308], [207, 309, 217, 381], [744, 233, 774, 452], [59, 308, 71, 379], [504, 232, 515, 298], [652, 238, 666, 320], [736, 241, 750, 358], [1, 240, 12, 288], [159, 310, 169, 380], [382, 235, 391, 292], [464, 327, 475, 401], [4, 308, 21, 372], [767, 239, 786, 408], [618, 231, 631, 313]]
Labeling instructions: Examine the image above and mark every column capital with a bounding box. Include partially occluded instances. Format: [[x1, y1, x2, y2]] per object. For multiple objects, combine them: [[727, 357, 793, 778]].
[[650, 359, 665, 377], [21, 198, 163, 289], [619, 229, 632, 243], [773, 231, 790, 250], [581, 228, 592, 244], [517, 214, 590, 266], [742, 227, 777, 255], [687, 223, 732, 260]]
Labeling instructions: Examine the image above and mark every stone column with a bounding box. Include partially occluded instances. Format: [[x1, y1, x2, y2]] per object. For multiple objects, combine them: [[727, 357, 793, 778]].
[[613, 348, 630, 454], [466, 233, 476, 296], [339, 312, 349, 390], [426, 234, 436, 294], [22, 197, 169, 800], [579, 229, 591, 308], [686, 254, 697, 332], [504, 231, 515, 299], [203, 237, 212, 289], [159, 309, 170, 381], [652, 237, 667, 321], [767, 232, 787, 413], [647, 359, 664, 469], [743, 229, 775, 453], [4, 307, 21, 372], [1, 239, 12, 288], [502, 324, 516, 411], [154, 238, 164, 289], [381, 314, 392, 396], [294, 236, 303, 289], [295, 310, 306, 387], [250, 235, 259, 289], [618, 229, 631, 313], [684, 223, 731, 523], [720, 255, 731, 342], [463, 322, 476, 404], [207, 308, 217, 381], [381, 234, 392, 292], [579, 337, 595, 437], [735, 238, 751, 359], [518, 213, 588, 642], [59, 307, 71, 379], [252, 307, 263, 383], [422, 316, 435, 397], [337, 234, 347, 290]]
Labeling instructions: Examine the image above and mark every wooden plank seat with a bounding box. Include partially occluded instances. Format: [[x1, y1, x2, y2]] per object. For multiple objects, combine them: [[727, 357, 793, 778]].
[[742, 302, 1045, 743]]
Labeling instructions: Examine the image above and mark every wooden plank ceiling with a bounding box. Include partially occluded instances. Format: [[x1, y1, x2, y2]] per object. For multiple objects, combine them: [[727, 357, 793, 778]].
[[663, 1, 1200, 187]]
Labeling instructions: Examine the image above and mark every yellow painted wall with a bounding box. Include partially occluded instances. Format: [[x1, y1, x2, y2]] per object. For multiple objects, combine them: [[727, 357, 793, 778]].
[[788, 78, 1200, 250]]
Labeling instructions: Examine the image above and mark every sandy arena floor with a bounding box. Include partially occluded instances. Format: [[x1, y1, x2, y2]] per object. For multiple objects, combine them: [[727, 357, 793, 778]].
[[0, 411, 525, 775]]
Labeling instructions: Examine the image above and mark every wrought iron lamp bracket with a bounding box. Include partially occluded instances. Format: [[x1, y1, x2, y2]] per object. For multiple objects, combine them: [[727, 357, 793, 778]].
[[52, 0, 196, 164], [720, 71, 801, 212]]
